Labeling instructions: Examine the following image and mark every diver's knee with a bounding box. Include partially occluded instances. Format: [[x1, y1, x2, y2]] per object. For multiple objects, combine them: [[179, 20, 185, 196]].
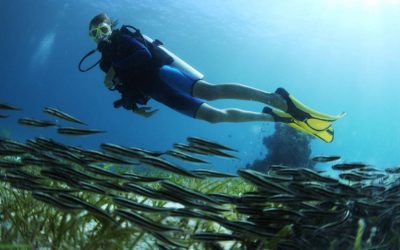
[[196, 113, 222, 124], [194, 104, 225, 123], [193, 80, 219, 101], [206, 115, 224, 124]]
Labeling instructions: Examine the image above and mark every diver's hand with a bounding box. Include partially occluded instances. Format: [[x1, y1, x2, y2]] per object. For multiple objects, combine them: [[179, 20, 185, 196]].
[[133, 107, 159, 118], [104, 67, 122, 89], [104, 67, 116, 88]]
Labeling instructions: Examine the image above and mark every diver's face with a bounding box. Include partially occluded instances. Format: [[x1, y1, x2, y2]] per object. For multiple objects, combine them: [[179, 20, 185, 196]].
[[89, 22, 112, 44]]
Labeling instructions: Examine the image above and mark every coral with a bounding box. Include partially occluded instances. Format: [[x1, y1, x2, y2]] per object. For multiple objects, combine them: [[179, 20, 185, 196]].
[[248, 123, 314, 172]]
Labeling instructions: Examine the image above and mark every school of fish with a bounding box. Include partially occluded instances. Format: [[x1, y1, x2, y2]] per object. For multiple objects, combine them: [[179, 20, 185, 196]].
[[1, 103, 400, 249]]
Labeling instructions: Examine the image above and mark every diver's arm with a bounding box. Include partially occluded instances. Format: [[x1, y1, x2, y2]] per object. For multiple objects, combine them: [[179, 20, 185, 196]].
[[113, 98, 158, 118], [113, 97, 137, 110], [132, 106, 159, 118], [113, 35, 152, 72], [113, 91, 157, 118], [104, 67, 119, 88]]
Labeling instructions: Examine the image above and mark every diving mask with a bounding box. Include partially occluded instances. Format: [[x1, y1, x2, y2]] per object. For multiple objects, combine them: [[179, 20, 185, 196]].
[[89, 22, 112, 42]]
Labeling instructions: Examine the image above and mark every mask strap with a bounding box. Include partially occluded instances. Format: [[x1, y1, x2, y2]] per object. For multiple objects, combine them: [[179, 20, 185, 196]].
[[78, 49, 101, 72]]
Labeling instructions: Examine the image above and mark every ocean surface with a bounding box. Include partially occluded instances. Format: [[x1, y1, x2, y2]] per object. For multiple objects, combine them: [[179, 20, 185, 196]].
[[1, 0, 400, 173]]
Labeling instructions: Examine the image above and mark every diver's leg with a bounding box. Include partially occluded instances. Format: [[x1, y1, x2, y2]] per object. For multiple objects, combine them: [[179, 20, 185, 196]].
[[192, 80, 288, 111], [195, 103, 274, 123]]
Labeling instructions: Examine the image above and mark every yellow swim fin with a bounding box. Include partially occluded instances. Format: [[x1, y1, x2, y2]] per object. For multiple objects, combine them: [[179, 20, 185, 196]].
[[275, 88, 346, 132], [289, 120, 334, 143], [263, 107, 334, 143]]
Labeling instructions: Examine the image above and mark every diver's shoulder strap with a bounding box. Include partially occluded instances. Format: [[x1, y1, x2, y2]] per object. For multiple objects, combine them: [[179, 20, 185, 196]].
[[120, 25, 165, 47], [121, 25, 140, 33], [119, 25, 151, 47]]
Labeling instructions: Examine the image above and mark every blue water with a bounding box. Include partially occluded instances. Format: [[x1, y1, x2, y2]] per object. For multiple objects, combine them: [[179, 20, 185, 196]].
[[1, 0, 400, 172]]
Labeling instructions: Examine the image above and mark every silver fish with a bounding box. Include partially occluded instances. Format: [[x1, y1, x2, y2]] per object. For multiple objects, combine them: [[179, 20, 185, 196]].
[[52, 150, 89, 166], [385, 166, 400, 174], [173, 143, 209, 155], [301, 208, 347, 218], [188, 143, 238, 159], [318, 210, 351, 230], [362, 185, 386, 194], [175, 143, 237, 159], [139, 155, 201, 178], [0, 103, 21, 111], [57, 127, 105, 136], [1, 175, 41, 186], [58, 167, 104, 182], [268, 194, 312, 203], [17, 118, 56, 128], [299, 168, 338, 184], [307, 185, 339, 200], [0, 148, 27, 156], [168, 208, 211, 219], [273, 168, 303, 177], [22, 156, 67, 168], [40, 169, 81, 186], [32, 192, 82, 210], [95, 180, 126, 192], [127, 147, 164, 157], [122, 173, 164, 182], [207, 215, 274, 238], [357, 167, 380, 173], [237, 169, 292, 194], [113, 197, 171, 213], [43, 107, 86, 125], [156, 189, 229, 213], [25, 139, 50, 152], [122, 173, 165, 182], [29, 185, 78, 194], [166, 149, 209, 164], [190, 232, 242, 241], [267, 165, 288, 171], [311, 155, 341, 162], [160, 180, 219, 205], [34, 137, 70, 151], [190, 169, 237, 178], [79, 149, 132, 164], [115, 209, 182, 233], [236, 205, 265, 216], [332, 162, 370, 171], [339, 173, 365, 182], [122, 183, 162, 199], [239, 193, 269, 203], [58, 193, 117, 225], [7, 169, 43, 181], [0, 139, 32, 152], [207, 193, 239, 204], [84, 164, 126, 179], [187, 136, 237, 152], [77, 181, 109, 195], [0, 159, 24, 169], [152, 232, 188, 249], [8, 181, 40, 191], [100, 143, 146, 159]]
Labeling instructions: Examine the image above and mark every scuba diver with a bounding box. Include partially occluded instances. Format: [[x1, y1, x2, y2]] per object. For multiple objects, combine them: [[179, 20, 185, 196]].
[[79, 13, 345, 143]]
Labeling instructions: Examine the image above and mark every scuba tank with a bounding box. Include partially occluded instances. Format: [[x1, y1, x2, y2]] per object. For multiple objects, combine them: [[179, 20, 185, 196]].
[[141, 34, 203, 80]]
